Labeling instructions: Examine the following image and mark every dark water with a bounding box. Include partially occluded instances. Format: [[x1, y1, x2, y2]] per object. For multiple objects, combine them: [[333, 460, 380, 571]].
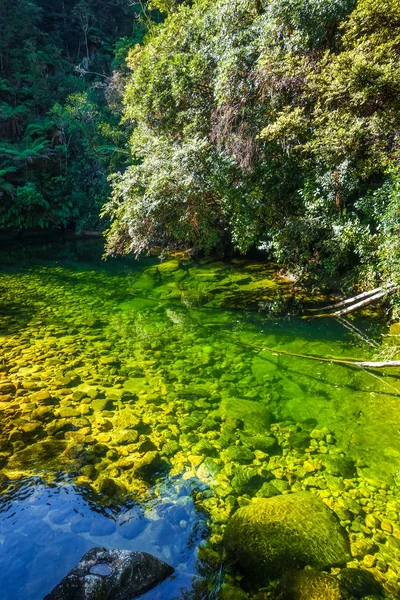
[[0, 240, 399, 599]]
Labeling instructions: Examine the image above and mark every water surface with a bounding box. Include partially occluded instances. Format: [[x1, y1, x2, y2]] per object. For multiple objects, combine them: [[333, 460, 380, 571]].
[[0, 240, 399, 598]]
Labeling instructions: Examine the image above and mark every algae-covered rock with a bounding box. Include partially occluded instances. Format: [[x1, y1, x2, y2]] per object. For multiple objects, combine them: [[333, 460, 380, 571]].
[[0, 382, 16, 394], [288, 431, 311, 450], [192, 439, 217, 457], [281, 569, 343, 600], [224, 492, 350, 581], [231, 468, 265, 496], [339, 568, 381, 598], [7, 440, 67, 470], [32, 390, 54, 405], [223, 446, 255, 464], [213, 398, 273, 435], [256, 482, 281, 498], [133, 451, 168, 483], [318, 455, 356, 478], [91, 399, 113, 412], [241, 434, 277, 453]]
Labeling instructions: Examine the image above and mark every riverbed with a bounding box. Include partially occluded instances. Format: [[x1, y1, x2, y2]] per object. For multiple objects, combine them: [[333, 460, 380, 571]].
[[0, 240, 399, 599]]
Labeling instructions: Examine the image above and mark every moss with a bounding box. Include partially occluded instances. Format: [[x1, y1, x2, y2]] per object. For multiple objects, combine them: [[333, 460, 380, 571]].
[[281, 569, 343, 600], [224, 492, 350, 582]]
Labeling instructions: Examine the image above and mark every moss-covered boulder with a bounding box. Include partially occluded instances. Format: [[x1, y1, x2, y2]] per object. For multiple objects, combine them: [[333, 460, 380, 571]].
[[281, 569, 343, 600], [224, 492, 350, 582]]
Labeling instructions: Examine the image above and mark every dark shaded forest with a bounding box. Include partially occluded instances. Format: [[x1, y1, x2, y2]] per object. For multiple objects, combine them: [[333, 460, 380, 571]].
[[0, 0, 156, 231]]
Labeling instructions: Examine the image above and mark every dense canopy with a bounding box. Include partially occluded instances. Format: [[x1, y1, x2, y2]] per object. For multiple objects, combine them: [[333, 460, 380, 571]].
[[101, 0, 400, 289]]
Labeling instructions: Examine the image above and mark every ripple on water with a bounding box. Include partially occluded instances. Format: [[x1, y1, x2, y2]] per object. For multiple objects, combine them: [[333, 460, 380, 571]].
[[0, 477, 205, 600]]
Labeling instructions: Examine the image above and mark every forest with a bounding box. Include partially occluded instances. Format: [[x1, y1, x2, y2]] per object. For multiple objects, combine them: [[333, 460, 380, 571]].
[[2, 0, 400, 298]]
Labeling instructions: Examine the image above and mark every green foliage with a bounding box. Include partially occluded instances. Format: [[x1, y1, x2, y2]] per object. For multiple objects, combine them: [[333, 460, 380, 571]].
[[103, 0, 400, 293]]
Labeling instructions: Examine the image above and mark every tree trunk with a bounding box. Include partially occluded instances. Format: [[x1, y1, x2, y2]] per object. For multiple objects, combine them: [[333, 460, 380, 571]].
[[314, 287, 383, 312], [333, 287, 400, 317]]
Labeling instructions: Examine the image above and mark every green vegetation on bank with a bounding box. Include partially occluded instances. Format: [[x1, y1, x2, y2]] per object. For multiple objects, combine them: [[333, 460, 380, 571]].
[[103, 0, 400, 295]]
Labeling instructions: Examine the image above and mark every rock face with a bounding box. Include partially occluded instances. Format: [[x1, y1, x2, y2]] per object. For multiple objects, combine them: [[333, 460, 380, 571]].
[[224, 492, 350, 581], [44, 547, 174, 600]]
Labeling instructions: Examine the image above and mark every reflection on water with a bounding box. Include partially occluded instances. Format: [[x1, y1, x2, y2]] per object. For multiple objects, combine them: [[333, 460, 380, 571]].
[[0, 239, 400, 598], [0, 476, 206, 600]]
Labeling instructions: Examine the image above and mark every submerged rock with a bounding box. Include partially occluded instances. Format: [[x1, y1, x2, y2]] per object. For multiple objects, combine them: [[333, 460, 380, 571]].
[[339, 568, 381, 598], [133, 451, 169, 482], [44, 547, 174, 600], [224, 492, 350, 582], [281, 569, 343, 600], [213, 398, 273, 435], [7, 440, 67, 470]]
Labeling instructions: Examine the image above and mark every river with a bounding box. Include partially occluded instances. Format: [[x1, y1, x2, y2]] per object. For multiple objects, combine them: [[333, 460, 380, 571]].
[[0, 239, 399, 599]]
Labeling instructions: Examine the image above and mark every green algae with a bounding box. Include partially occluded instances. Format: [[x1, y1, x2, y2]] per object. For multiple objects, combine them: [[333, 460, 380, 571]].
[[1, 240, 400, 598]]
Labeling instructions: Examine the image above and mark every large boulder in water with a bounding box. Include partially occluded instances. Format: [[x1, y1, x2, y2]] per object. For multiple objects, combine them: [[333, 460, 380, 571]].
[[224, 492, 350, 582], [44, 547, 174, 600]]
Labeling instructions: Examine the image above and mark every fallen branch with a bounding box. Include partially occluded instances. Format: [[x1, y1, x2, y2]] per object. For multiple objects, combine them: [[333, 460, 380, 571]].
[[332, 287, 400, 317], [218, 327, 400, 369], [337, 316, 379, 349], [311, 287, 383, 312], [307, 286, 400, 318]]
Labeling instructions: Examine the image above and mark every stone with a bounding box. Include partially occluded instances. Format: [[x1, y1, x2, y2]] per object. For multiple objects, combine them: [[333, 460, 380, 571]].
[[256, 482, 281, 498], [281, 569, 343, 600], [223, 446, 255, 464], [98, 478, 122, 496], [0, 382, 16, 394], [133, 452, 168, 483], [44, 547, 174, 600], [59, 408, 80, 418], [365, 514, 379, 529], [380, 519, 393, 533], [116, 430, 139, 445], [161, 440, 180, 456], [91, 399, 113, 412], [224, 492, 350, 582], [339, 568, 381, 598], [6, 440, 67, 470], [350, 539, 378, 559], [213, 398, 273, 435], [31, 406, 53, 420], [231, 468, 266, 496], [32, 390, 54, 405], [241, 435, 277, 453], [20, 421, 42, 435], [318, 455, 356, 479], [192, 439, 217, 457], [288, 431, 311, 450]]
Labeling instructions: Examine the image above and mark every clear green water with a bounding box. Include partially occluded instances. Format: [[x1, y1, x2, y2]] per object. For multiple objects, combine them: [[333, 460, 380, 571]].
[[0, 239, 400, 599]]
